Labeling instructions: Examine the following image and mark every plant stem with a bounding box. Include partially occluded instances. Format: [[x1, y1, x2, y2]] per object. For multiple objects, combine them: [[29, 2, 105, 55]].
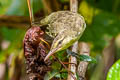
[[77, 42, 90, 80], [67, 0, 78, 80], [27, 0, 34, 25], [0, 15, 29, 29], [70, 0, 78, 12]]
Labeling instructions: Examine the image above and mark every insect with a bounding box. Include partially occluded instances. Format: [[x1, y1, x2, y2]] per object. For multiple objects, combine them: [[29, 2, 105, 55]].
[[23, 0, 51, 79]]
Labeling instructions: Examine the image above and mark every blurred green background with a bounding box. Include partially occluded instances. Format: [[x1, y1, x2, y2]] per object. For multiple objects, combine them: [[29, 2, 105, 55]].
[[0, 0, 120, 80]]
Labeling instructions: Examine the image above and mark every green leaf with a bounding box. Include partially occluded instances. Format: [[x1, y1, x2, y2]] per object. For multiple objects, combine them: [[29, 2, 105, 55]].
[[56, 50, 67, 61], [66, 49, 96, 63], [79, 54, 96, 63], [76, 72, 80, 80], [51, 62, 61, 70], [107, 59, 120, 80], [44, 70, 59, 80]]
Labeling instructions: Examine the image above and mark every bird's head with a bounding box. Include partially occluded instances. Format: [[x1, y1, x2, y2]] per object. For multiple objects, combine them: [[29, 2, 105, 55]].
[[44, 31, 78, 61], [43, 12, 86, 61]]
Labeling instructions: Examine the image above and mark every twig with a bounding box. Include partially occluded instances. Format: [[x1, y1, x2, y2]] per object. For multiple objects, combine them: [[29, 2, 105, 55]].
[[77, 42, 90, 80], [70, 0, 78, 12], [103, 38, 115, 79], [55, 57, 76, 80], [42, 0, 61, 14], [0, 15, 30, 29], [41, 0, 52, 14], [67, 0, 78, 80], [27, 0, 34, 25], [0, 63, 6, 80], [68, 42, 78, 80]]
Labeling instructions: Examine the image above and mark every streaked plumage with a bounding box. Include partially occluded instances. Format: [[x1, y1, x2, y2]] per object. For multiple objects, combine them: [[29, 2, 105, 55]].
[[40, 11, 86, 61]]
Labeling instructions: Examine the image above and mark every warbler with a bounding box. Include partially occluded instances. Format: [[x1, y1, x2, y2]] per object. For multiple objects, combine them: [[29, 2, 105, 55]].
[[40, 11, 86, 61]]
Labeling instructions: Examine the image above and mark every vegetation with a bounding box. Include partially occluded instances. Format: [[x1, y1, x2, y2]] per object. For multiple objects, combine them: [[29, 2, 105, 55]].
[[0, 0, 120, 80]]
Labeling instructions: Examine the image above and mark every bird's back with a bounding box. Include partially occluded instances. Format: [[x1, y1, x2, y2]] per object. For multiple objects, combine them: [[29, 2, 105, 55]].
[[46, 11, 86, 38]]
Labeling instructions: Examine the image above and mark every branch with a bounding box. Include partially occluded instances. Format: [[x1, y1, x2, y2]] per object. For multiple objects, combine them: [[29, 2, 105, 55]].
[[41, 0, 52, 14], [70, 0, 78, 12], [0, 63, 6, 80], [77, 42, 90, 80], [42, 0, 61, 14], [68, 0, 78, 80], [103, 38, 115, 79], [0, 15, 30, 29]]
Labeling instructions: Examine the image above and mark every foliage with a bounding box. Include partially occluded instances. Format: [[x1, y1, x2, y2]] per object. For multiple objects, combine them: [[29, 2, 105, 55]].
[[107, 59, 120, 80], [66, 49, 96, 63], [44, 70, 59, 80], [79, 1, 120, 52], [0, 0, 120, 80]]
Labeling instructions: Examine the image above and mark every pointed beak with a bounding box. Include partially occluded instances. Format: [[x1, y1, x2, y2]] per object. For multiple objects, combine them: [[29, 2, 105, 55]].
[[44, 44, 62, 61], [44, 48, 57, 61]]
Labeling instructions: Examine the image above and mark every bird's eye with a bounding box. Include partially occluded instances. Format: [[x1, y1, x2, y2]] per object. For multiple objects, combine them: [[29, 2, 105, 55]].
[[58, 37, 64, 45], [58, 40, 62, 44]]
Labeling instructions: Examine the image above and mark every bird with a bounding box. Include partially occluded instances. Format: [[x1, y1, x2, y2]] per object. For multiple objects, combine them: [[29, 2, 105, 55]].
[[40, 11, 86, 61]]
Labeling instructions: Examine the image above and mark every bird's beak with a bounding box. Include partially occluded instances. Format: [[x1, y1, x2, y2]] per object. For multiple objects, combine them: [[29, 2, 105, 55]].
[[44, 48, 57, 61], [44, 44, 62, 61]]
